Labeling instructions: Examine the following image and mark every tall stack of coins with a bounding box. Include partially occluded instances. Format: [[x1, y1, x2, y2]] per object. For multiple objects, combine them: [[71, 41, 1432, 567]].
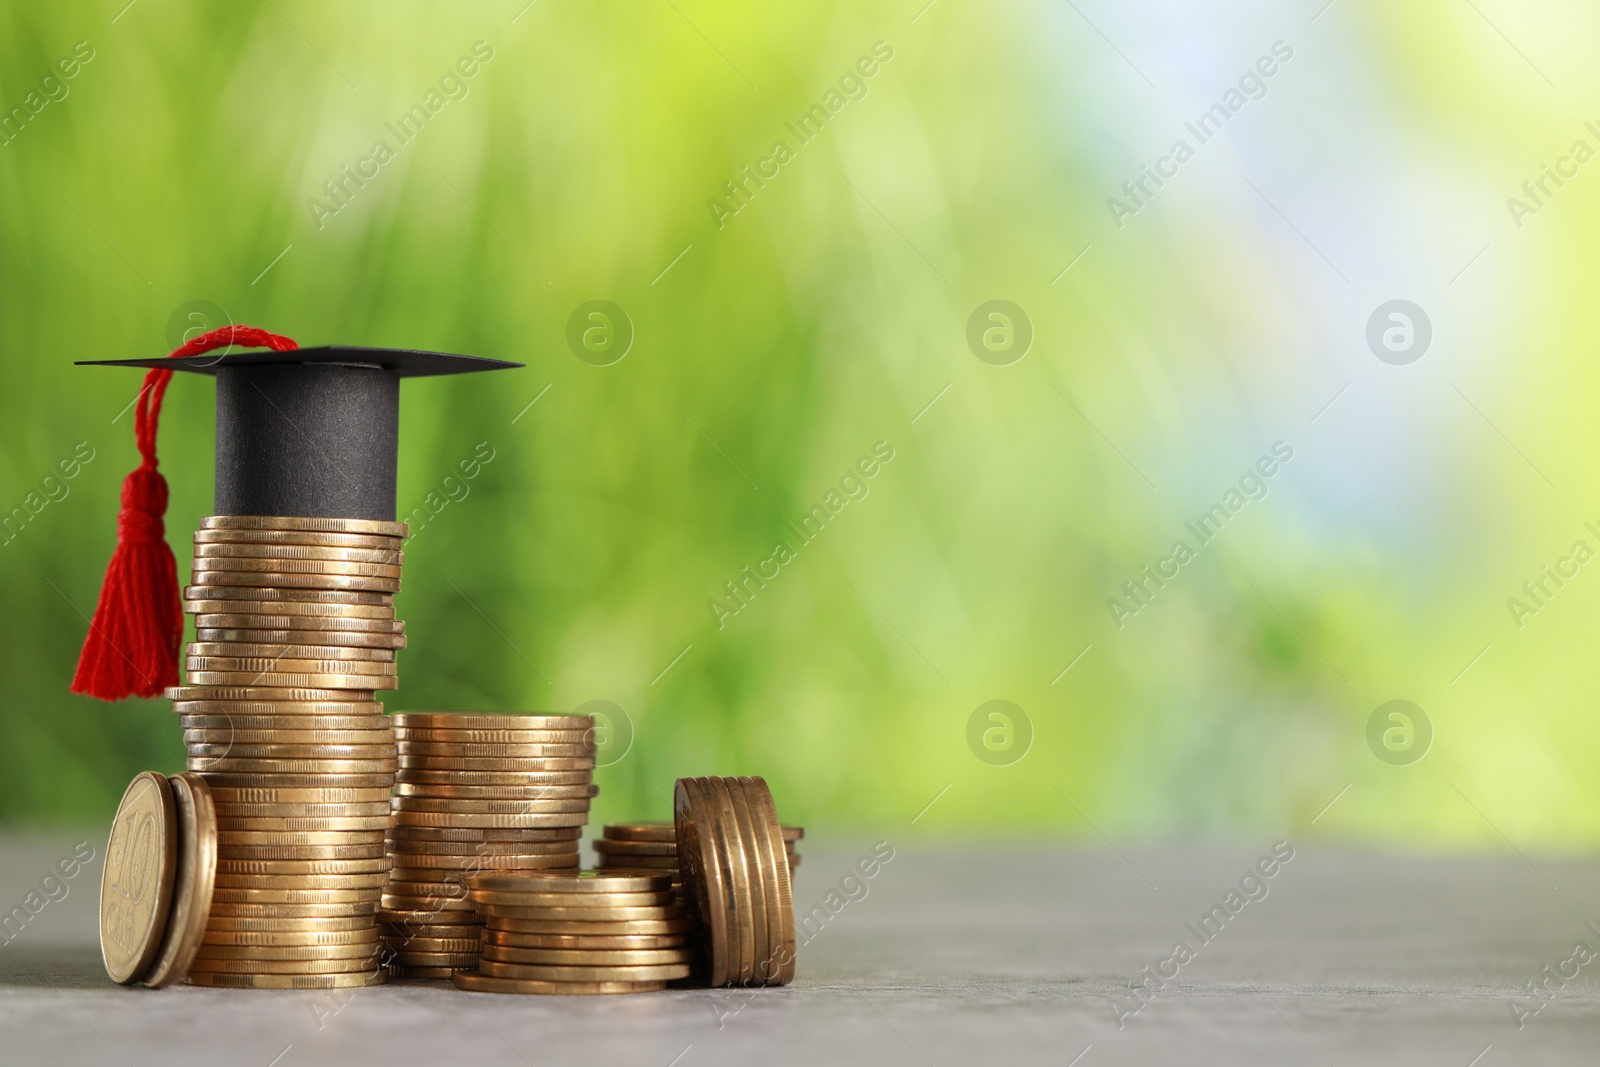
[[674, 776, 796, 988], [380, 713, 596, 978], [453, 871, 692, 994], [172, 515, 406, 989]]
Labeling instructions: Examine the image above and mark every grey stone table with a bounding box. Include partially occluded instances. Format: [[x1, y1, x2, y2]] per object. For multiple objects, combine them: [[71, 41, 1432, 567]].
[[3, 830, 1597, 1066]]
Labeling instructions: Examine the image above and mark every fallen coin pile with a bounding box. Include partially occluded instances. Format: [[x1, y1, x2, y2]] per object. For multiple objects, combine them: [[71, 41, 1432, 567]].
[[675, 776, 796, 987], [380, 712, 595, 977], [99, 771, 217, 987], [173, 514, 406, 989], [453, 871, 693, 994]]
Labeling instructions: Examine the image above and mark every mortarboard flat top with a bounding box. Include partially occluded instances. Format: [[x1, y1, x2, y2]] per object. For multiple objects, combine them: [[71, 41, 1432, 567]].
[[77, 345, 522, 378]]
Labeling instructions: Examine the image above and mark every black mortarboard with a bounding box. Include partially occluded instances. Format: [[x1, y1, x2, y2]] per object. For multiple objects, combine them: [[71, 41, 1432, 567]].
[[78, 343, 521, 520], [72, 326, 521, 701]]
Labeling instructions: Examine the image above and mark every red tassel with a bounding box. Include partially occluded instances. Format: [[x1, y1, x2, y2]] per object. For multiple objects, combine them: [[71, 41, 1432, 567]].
[[71, 325, 299, 701]]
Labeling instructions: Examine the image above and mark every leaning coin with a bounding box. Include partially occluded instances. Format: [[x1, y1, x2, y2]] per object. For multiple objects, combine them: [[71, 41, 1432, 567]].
[[100, 772, 179, 985], [451, 972, 664, 995], [476, 960, 690, 982], [201, 515, 408, 536], [193, 542, 403, 564], [747, 776, 796, 985], [675, 777, 729, 986], [142, 773, 217, 988], [720, 775, 768, 985]]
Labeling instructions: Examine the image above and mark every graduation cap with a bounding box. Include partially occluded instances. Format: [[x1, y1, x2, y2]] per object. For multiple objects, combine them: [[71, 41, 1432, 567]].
[[71, 325, 521, 701]]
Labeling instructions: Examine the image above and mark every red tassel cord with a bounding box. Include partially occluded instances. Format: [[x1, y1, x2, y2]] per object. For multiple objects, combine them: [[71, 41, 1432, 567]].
[[71, 325, 299, 701]]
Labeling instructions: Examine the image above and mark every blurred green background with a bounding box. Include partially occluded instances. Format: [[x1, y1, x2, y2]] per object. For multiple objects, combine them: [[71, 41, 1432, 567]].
[[2, 0, 1595, 849]]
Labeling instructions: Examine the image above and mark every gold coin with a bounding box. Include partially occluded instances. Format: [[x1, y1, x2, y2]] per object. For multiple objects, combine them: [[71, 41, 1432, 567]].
[[486, 916, 693, 935], [469, 891, 673, 909], [218, 817, 391, 833], [388, 824, 582, 841], [470, 871, 672, 895], [478, 904, 687, 922], [451, 971, 664, 995], [201, 515, 409, 536], [392, 783, 597, 800], [187, 642, 396, 662], [186, 672, 399, 691], [194, 527, 403, 550], [205, 910, 379, 928], [185, 728, 395, 746], [394, 742, 593, 758], [747, 776, 796, 985], [181, 715, 387, 733], [384, 938, 482, 955], [377, 909, 482, 926], [198, 773, 398, 788], [394, 769, 593, 787], [593, 839, 677, 856], [176, 706, 385, 723], [189, 744, 397, 761], [394, 728, 593, 744], [395, 953, 482, 967], [394, 757, 591, 772], [595, 856, 678, 870], [186, 655, 396, 675], [216, 828, 386, 846], [396, 965, 463, 979], [709, 776, 758, 984], [388, 858, 577, 881], [390, 798, 591, 815], [214, 857, 390, 874], [194, 542, 403, 565], [195, 611, 404, 633], [386, 837, 580, 855], [187, 955, 381, 974], [168, 686, 379, 703], [197, 628, 407, 649], [183, 583, 394, 605], [210, 888, 382, 905], [477, 960, 690, 982], [481, 946, 693, 966], [381, 897, 475, 915], [601, 821, 677, 843], [391, 812, 588, 829], [483, 931, 686, 950], [192, 757, 398, 774], [675, 777, 728, 986], [391, 713, 592, 731], [206, 928, 382, 947], [207, 902, 380, 918], [99, 772, 179, 985], [205, 786, 392, 804], [187, 969, 387, 989], [142, 773, 217, 988], [190, 569, 403, 593], [193, 941, 381, 961], [192, 555, 404, 578], [184, 599, 396, 620], [381, 923, 483, 939]]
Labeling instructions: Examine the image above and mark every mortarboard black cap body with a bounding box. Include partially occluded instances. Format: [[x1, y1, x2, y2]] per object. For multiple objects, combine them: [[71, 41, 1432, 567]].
[[78, 345, 522, 520]]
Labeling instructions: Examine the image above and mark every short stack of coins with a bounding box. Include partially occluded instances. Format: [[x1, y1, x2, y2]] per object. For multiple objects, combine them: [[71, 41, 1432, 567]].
[[453, 871, 692, 994], [595, 821, 804, 905], [380, 713, 596, 978], [674, 776, 796, 988], [170, 514, 406, 989]]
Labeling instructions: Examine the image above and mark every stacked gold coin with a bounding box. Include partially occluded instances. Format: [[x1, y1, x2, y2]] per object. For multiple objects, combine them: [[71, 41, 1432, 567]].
[[595, 821, 804, 904], [171, 514, 406, 990], [674, 776, 796, 987], [380, 712, 596, 978], [453, 871, 692, 994]]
